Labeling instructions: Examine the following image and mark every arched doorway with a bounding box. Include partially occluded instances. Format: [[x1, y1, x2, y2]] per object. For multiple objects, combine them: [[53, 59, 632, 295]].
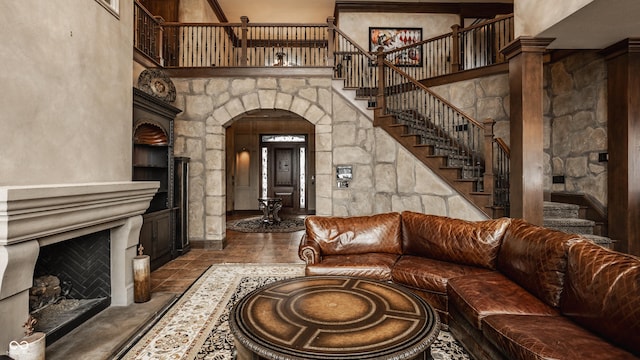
[[225, 109, 316, 216]]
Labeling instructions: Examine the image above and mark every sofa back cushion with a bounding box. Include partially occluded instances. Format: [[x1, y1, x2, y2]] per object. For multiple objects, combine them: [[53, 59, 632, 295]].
[[560, 241, 640, 355], [401, 211, 511, 269], [304, 212, 403, 256], [497, 219, 580, 308]]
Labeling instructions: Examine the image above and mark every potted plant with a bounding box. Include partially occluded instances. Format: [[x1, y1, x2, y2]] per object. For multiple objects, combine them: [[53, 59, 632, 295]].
[[8, 316, 45, 360]]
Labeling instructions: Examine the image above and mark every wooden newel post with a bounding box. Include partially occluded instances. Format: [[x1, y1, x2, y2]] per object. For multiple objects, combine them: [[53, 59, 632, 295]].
[[240, 16, 249, 67], [133, 244, 151, 303], [451, 24, 461, 73], [326, 17, 335, 68], [483, 119, 496, 206]]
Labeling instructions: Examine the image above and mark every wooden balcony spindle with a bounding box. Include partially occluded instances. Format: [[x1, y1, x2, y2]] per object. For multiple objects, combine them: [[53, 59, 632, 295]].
[[375, 46, 386, 123]]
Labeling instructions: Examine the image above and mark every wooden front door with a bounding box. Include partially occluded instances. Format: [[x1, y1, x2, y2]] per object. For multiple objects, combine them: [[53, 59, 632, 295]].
[[262, 138, 307, 214]]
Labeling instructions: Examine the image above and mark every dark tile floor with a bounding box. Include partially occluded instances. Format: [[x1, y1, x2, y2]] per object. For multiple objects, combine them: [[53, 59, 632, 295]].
[[46, 214, 306, 359], [150, 226, 305, 294]]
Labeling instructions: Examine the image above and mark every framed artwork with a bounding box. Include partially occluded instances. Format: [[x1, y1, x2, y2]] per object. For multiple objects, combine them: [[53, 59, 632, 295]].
[[369, 27, 422, 66]]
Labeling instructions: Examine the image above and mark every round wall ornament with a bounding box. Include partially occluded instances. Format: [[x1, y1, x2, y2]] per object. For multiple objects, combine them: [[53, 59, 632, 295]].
[[137, 69, 176, 102]]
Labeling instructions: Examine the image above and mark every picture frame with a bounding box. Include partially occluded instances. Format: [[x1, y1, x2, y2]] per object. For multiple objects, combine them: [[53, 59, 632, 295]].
[[369, 27, 422, 67]]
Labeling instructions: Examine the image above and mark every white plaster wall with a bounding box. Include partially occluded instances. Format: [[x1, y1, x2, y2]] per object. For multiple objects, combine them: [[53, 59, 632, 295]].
[[515, 0, 593, 37], [0, 1, 133, 186], [338, 12, 460, 51]]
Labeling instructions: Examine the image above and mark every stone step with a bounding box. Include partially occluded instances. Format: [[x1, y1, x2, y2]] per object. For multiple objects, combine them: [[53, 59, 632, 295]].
[[543, 217, 595, 235], [543, 201, 580, 219], [580, 234, 615, 250]]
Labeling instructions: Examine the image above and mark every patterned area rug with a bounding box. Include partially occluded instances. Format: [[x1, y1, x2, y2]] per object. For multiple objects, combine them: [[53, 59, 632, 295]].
[[120, 264, 470, 360], [226, 216, 305, 233]]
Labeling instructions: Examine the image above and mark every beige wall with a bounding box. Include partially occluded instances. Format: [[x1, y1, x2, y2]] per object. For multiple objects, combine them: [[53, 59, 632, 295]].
[[514, 0, 592, 37], [180, 0, 218, 22], [0, 1, 133, 186], [338, 12, 460, 51]]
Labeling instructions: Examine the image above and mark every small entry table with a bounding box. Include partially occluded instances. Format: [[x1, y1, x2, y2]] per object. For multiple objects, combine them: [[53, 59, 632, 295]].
[[230, 276, 441, 360], [258, 197, 282, 225]]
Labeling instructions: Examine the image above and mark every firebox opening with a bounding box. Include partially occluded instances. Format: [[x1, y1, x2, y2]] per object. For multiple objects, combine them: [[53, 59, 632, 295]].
[[31, 230, 112, 345]]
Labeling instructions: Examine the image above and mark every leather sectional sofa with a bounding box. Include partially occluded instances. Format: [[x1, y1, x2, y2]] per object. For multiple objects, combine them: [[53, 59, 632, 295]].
[[298, 211, 640, 359]]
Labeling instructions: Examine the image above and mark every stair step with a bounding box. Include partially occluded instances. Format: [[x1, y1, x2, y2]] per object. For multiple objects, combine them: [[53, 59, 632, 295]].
[[580, 234, 615, 249], [543, 218, 595, 235], [543, 201, 580, 219]]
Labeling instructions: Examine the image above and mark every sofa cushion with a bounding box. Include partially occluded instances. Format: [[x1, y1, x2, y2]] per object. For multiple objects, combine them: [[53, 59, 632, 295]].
[[483, 314, 639, 360], [401, 212, 511, 269], [496, 219, 581, 308], [304, 253, 400, 281], [448, 272, 559, 329], [305, 213, 403, 256], [392, 255, 493, 295], [560, 240, 640, 356]]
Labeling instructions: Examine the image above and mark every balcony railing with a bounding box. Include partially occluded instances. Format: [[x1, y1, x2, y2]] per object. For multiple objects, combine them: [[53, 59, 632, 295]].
[[134, 1, 163, 65], [382, 14, 514, 80], [160, 17, 330, 68], [134, 1, 512, 76]]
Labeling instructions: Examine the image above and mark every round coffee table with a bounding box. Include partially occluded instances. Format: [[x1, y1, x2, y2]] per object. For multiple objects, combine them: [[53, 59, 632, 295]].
[[229, 276, 441, 360]]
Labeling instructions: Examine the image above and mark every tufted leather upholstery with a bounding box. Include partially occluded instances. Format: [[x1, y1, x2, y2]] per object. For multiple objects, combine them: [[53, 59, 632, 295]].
[[303, 252, 399, 281], [448, 272, 559, 329], [298, 212, 639, 360], [392, 255, 493, 322], [401, 211, 511, 269], [304, 212, 403, 256], [497, 219, 582, 308], [482, 314, 639, 359], [560, 241, 640, 356]]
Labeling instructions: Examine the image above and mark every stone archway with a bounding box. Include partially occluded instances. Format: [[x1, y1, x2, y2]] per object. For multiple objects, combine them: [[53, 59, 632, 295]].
[[224, 109, 316, 215], [173, 77, 333, 250]]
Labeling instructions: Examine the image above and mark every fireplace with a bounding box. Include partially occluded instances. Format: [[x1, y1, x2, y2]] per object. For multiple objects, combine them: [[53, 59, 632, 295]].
[[0, 182, 159, 351], [30, 230, 112, 344]]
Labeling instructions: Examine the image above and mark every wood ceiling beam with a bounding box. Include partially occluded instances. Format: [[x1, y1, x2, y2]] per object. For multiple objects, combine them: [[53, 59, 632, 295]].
[[334, 2, 513, 23], [206, 0, 228, 22]]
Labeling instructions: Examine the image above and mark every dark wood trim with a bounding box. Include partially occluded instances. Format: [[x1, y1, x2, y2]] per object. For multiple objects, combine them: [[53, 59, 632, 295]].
[[164, 66, 333, 78], [502, 37, 554, 226], [334, 2, 513, 18], [134, 48, 162, 68], [206, 0, 228, 22], [419, 63, 508, 87], [601, 38, 640, 256]]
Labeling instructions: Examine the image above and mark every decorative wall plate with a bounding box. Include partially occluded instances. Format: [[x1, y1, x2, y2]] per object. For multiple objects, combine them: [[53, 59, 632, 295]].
[[137, 69, 176, 102]]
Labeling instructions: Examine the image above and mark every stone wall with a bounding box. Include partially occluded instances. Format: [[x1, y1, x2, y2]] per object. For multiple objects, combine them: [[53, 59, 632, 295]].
[[430, 74, 511, 146], [544, 51, 608, 207], [171, 75, 486, 248]]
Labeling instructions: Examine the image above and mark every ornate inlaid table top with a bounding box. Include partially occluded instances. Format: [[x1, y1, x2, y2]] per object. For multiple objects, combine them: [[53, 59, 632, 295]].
[[230, 276, 441, 360]]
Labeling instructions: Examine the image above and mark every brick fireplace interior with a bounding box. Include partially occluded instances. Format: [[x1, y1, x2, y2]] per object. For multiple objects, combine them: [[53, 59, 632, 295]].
[[31, 230, 112, 344]]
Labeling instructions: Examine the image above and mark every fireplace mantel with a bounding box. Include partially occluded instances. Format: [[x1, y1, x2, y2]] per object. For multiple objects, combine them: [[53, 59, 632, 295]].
[[0, 181, 159, 351]]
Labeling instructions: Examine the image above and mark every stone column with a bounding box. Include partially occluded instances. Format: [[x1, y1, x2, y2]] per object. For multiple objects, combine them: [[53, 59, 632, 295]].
[[602, 38, 640, 256], [502, 37, 554, 226]]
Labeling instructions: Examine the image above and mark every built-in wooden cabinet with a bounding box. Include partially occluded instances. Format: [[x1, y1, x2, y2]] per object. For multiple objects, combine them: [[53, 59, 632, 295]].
[[133, 87, 182, 270]]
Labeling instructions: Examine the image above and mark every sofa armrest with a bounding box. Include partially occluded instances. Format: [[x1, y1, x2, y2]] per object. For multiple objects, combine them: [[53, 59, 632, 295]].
[[298, 234, 322, 264]]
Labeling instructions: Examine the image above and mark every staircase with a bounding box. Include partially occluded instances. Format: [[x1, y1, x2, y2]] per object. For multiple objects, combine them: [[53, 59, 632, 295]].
[[543, 202, 613, 248]]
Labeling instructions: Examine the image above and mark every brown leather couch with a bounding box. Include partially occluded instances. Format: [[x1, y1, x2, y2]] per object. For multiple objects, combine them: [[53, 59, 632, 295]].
[[298, 211, 640, 360]]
